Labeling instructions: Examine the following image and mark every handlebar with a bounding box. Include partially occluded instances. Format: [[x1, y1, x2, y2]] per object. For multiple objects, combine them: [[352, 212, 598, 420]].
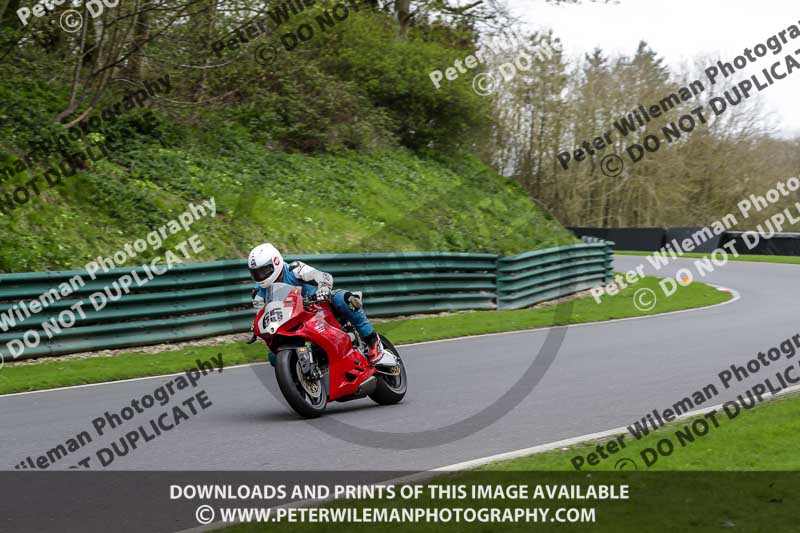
[[303, 290, 332, 308]]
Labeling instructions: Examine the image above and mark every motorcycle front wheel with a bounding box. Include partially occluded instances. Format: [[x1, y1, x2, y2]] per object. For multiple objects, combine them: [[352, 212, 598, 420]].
[[275, 347, 328, 418], [369, 335, 407, 405]]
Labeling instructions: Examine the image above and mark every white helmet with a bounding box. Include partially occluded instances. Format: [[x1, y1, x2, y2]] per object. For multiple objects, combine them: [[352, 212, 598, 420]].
[[248, 243, 284, 288]]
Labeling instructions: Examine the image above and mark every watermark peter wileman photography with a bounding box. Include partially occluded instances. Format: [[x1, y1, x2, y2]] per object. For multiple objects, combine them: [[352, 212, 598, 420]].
[[429, 39, 558, 97], [0, 197, 217, 361], [13, 354, 223, 469], [209, 0, 366, 68], [591, 176, 800, 305], [570, 329, 800, 471], [17, 0, 121, 33], [558, 18, 800, 174]]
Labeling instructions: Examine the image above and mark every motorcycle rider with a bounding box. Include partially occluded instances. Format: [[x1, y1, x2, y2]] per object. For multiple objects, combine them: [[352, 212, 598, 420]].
[[248, 243, 389, 364]]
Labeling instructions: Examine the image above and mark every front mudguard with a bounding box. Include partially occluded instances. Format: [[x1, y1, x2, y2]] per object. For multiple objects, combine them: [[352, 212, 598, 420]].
[[264, 334, 304, 367]]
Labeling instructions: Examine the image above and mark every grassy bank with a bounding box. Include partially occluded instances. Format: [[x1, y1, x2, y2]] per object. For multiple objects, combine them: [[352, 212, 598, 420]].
[[0, 148, 576, 273], [0, 276, 731, 395]]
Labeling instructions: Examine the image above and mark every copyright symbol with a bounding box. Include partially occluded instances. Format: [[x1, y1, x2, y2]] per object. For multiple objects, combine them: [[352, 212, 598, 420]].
[[195, 505, 215, 525], [60, 10, 83, 33], [614, 458, 638, 471], [472, 72, 498, 96], [633, 288, 656, 312], [601, 154, 623, 177], [254, 44, 278, 67]]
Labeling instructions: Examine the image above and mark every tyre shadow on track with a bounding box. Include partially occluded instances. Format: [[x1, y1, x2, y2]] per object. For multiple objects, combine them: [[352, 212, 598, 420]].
[[238, 397, 406, 423], [244, 365, 408, 421]]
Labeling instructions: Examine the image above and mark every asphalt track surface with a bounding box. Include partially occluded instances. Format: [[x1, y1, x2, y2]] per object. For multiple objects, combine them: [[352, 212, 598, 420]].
[[1, 255, 795, 474]]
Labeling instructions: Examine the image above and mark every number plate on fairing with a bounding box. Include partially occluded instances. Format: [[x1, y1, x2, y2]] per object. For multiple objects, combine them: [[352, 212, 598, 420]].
[[262, 301, 294, 334]]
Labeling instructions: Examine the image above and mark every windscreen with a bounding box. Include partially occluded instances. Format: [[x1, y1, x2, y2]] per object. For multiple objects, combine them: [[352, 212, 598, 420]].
[[266, 282, 294, 302]]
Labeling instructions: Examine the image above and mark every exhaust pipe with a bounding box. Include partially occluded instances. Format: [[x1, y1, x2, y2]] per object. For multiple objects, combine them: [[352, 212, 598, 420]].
[[355, 375, 377, 396]]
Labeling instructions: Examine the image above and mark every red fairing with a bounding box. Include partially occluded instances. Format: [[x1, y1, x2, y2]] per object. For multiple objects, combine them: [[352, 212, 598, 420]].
[[253, 287, 374, 401]]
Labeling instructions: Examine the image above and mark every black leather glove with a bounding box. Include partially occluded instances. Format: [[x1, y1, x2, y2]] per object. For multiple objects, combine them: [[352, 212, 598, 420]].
[[315, 285, 332, 300]]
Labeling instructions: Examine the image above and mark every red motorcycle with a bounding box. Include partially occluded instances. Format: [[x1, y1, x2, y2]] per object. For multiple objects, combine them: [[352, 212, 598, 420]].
[[250, 282, 407, 418]]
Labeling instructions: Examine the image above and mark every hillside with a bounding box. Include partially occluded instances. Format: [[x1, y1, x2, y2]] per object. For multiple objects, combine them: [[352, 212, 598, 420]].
[[0, 3, 576, 273]]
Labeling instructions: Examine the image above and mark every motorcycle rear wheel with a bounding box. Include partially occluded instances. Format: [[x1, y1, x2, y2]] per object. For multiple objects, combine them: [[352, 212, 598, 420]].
[[275, 348, 328, 418], [369, 335, 407, 405]]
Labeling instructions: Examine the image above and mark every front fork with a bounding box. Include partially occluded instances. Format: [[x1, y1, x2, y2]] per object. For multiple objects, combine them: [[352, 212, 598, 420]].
[[273, 342, 329, 394], [295, 343, 324, 381]]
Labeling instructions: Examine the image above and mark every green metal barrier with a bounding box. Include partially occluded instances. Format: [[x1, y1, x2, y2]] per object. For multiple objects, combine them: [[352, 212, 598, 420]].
[[289, 253, 498, 317], [496, 242, 614, 310], [0, 246, 613, 360]]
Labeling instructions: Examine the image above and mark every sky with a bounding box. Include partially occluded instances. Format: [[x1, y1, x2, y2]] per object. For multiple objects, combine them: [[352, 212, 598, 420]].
[[504, 0, 800, 137]]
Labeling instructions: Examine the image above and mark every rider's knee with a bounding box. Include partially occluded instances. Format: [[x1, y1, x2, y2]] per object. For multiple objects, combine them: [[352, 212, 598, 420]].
[[330, 291, 351, 316], [331, 290, 347, 307]]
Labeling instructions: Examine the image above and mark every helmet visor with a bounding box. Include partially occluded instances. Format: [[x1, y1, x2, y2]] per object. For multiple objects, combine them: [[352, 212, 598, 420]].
[[249, 263, 275, 283]]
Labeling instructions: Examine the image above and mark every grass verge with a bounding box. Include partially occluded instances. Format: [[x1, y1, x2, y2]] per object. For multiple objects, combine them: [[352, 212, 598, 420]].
[[0, 276, 731, 395], [616, 250, 800, 265], [482, 391, 800, 472]]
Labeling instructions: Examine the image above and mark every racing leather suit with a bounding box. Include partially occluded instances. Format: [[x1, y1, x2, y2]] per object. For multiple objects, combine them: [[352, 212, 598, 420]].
[[253, 261, 375, 338]]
